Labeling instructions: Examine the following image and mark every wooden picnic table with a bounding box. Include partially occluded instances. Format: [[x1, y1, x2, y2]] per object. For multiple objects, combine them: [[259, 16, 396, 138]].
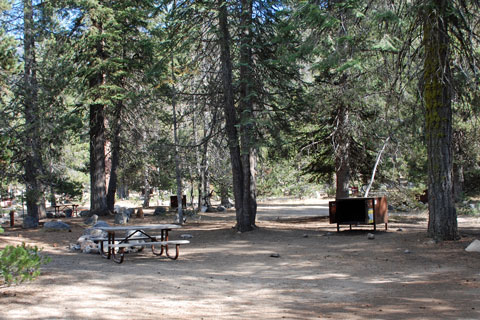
[[93, 224, 189, 264], [54, 204, 79, 217]]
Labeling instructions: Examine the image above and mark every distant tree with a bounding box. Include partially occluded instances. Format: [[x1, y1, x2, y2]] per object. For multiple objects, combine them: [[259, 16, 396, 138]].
[[64, 0, 160, 214], [296, 0, 405, 198], [0, 0, 18, 191]]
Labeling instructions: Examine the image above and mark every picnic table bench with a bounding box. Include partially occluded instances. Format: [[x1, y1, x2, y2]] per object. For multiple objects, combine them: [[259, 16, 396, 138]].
[[93, 224, 189, 264]]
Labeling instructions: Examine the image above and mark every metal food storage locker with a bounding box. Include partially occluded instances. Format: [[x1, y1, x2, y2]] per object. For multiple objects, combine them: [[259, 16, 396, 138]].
[[329, 197, 388, 232]]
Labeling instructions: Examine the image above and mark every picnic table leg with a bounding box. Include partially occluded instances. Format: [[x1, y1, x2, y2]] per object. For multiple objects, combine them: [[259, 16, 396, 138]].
[[106, 231, 125, 263], [107, 232, 113, 259], [162, 229, 180, 260], [112, 248, 125, 264], [151, 229, 167, 256], [151, 243, 180, 260], [165, 244, 180, 260], [151, 229, 180, 259], [151, 244, 164, 256], [99, 240, 108, 258], [163, 229, 170, 257]]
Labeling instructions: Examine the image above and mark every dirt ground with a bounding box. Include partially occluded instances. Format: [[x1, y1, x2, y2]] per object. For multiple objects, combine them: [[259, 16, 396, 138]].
[[1, 200, 479, 320]]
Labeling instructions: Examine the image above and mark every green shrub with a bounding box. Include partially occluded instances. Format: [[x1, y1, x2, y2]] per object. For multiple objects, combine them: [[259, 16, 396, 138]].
[[0, 243, 50, 286]]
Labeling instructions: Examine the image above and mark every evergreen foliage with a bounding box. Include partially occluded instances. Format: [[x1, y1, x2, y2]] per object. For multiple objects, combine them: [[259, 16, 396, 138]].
[[0, 243, 50, 286]]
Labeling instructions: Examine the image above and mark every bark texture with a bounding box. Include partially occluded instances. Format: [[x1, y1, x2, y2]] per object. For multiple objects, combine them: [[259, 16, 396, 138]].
[[23, 0, 45, 226], [171, 57, 183, 224], [239, 0, 257, 228], [88, 15, 108, 215], [423, 0, 458, 240], [106, 103, 122, 211], [89, 104, 108, 213], [334, 103, 350, 199], [218, 0, 251, 232]]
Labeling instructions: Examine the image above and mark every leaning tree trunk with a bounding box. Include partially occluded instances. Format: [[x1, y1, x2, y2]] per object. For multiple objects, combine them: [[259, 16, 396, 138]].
[[423, 0, 458, 241], [218, 0, 251, 232], [364, 137, 390, 198], [334, 103, 350, 199], [23, 0, 45, 226]]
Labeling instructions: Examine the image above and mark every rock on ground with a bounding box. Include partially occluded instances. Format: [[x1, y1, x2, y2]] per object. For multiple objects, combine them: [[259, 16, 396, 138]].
[[465, 239, 480, 252], [43, 221, 71, 231], [22, 216, 38, 228]]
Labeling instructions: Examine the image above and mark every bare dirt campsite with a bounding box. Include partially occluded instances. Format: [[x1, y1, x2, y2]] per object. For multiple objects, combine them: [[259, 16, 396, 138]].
[[1, 199, 479, 320]]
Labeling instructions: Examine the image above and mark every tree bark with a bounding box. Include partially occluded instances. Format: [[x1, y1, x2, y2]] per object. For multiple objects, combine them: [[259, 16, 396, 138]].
[[201, 114, 210, 207], [88, 14, 108, 215], [193, 105, 203, 211], [219, 184, 232, 208], [334, 103, 350, 199], [89, 104, 108, 213], [107, 103, 122, 211], [118, 179, 128, 199], [453, 162, 464, 202], [423, 0, 458, 240], [143, 165, 150, 208], [452, 130, 464, 202], [239, 0, 257, 227], [171, 55, 184, 224], [248, 148, 257, 226], [23, 0, 45, 226], [218, 0, 251, 232]]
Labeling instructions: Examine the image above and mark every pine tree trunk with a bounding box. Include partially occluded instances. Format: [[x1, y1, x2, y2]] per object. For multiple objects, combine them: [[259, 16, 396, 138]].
[[89, 104, 108, 214], [423, 0, 458, 240], [201, 114, 210, 207], [143, 165, 150, 208], [453, 162, 464, 202], [248, 148, 257, 226], [218, 0, 250, 232], [171, 56, 184, 224], [118, 180, 128, 199], [23, 0, 45, 226], [239, 0, 257, 228], [219, 184, 232, 208], [88, 15, 108, 215], [106, 103, 122, 211], [193, 105, 203, 211], [334, 103, 350, 199], [50, 185, 56, 207]]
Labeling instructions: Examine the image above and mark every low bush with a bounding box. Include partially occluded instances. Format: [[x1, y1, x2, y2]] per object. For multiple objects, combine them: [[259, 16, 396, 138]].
[[0, 243, 50, 286]]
